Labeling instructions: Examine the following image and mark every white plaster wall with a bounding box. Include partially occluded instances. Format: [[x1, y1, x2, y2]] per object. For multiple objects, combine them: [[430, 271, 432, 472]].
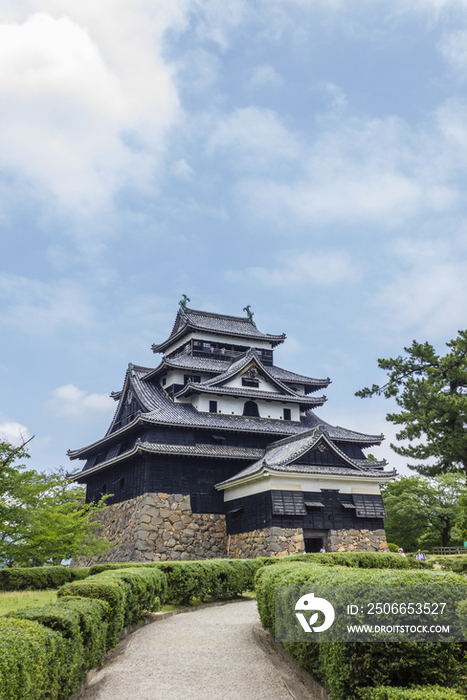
[[192, 393, 299, 420], [227, 375, 277, 392], [164, 369, 186, 386], [221, 472, 388, 501]]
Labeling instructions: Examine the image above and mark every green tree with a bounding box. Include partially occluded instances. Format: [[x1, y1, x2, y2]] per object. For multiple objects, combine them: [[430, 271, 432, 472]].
[[356, 330, 467, 477], [382, 474, 464, 551], [0, 440, 111, 566]]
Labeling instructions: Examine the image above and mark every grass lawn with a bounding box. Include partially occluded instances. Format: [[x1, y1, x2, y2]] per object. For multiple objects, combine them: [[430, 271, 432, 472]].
[[0, 589, 57, 615]]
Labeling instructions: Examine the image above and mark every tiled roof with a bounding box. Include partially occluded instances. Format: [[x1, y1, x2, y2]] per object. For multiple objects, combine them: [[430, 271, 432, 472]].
[[269, 366, 330, 389], [142, 352, 329, 392], [216, 427, 391, 487], [70, 441, 263, 479], [151, 308, 286, 353], [175, 383, 326, 406], [138, 441, 262, 459], [69, 364, 383, 459], [200, 349, 295, 392]]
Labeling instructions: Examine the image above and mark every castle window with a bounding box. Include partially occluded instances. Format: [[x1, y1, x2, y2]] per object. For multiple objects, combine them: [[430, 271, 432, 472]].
[[209, 401, 218, 413], [184, 375, 201, 384], [211, 435, 226, 444], [283, 408, 291, 420], [243, 401, 259, 417]]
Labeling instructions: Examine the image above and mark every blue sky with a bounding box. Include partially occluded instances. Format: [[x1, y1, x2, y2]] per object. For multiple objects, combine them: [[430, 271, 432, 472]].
[[2, 0, 467, 477]]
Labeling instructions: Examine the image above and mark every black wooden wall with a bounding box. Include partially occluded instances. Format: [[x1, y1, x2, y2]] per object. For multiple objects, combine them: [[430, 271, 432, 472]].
[[81, 453, 250, 512], [225, 489, 384, 535]]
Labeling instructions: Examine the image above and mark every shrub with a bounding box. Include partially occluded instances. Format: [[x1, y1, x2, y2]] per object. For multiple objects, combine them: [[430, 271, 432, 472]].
[[358, 686, 465, 700], [6, 596, 110, 696], [57, 566, 167, 647], [89, 559, 263, 605], [0, 566, 90, 592], [0, 617, 64, 700], [57, 575, 127, 647], [388, 544, 400, 553], [255, 562, 467, 700], [104, 568, 166, 624], [7, 604, 87, 697], [285, 552, 412, 569]]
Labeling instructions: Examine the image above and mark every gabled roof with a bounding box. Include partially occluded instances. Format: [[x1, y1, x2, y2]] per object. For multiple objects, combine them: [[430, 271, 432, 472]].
[[175, 383, 326, 407], [142, 350, 329, 394], [68, 361, 383, 461], [174, 349, 326, 407], [151, 307, 286, 354], [200, 349, 294, 392], [216, 427, 392, 488]]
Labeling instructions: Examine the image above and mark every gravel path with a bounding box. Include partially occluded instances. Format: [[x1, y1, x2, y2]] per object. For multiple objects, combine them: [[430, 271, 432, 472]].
[[80, 599, 312, 700]]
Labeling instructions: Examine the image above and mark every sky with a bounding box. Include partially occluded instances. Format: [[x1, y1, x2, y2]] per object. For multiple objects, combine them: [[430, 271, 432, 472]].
[[2, 0, 467, 478]]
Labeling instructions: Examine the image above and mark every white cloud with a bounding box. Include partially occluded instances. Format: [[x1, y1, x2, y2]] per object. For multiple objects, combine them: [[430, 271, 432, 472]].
[[207, 107, 300, 165], [0, 273, 95, 335], [248, 64, 284, 88], [225, 250, 359, 287], [0, 2, 182, 219], [47, 384, 114, 420], [324, 82, 347, 111], [372, 234, 467, 339], [438, 29, 467, 71], [172, 158, 194, 180], [0, 421, 31, 446], [211, 104, 465, 227]]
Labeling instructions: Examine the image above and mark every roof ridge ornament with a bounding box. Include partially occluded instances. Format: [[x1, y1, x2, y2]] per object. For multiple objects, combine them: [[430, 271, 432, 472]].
[[243, 305, 256, 327], [128, 362, 135, 377], [179, 294, 190, 315]]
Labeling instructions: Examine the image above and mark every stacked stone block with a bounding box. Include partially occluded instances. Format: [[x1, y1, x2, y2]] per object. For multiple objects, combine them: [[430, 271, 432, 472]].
[[78, 493, 228, 565], [326, 528, 388, 553], [77, 493, 389, 565]]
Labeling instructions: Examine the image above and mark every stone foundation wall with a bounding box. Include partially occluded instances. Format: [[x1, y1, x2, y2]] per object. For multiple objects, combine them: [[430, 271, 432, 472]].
[[228, 527, 305, 558], [326, 528, 388, 553], [77, 492, 228, 565], [76, 493, 389, 565]]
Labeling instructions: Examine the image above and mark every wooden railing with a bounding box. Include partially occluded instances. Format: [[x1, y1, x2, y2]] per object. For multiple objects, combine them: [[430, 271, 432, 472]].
[[432, 546, 467, 555]]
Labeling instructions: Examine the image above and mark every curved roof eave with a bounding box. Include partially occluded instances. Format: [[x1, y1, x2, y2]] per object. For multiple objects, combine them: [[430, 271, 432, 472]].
[[151, 308, 286, 353]]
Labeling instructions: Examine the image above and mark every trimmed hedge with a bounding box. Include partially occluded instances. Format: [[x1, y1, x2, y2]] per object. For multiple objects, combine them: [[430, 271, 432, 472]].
[[6, 596, 110, 696], [359, 687, 466, 700], [273, 551, 416, 569], [88, 559, 263, 605], [0, 559, 262, 699], [57, 567, 166, 646], [0, 566, 90, 592], [255, 562, 467, 700], [0, 617, 64, 700]]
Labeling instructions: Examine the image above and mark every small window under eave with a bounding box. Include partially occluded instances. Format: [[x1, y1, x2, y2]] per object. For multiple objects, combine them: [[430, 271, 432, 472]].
[[227, 506, 244, 514]]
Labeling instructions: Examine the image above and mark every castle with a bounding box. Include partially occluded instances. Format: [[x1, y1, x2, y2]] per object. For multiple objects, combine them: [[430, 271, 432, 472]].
[[68, 300, 394, 561]]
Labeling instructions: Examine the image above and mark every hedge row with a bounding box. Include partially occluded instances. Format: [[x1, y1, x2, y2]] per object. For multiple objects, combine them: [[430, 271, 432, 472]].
[[57, 566, 167, 647], [272, 551, 432, 570], [0, 567, 166, 700], [359, 687, 466, 700], [88, 558, 263, 605], [255, 562, 467, 700], [0, 552, 427, 594], [0, 558, 262, 700], [0, 566, 90, 591]]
